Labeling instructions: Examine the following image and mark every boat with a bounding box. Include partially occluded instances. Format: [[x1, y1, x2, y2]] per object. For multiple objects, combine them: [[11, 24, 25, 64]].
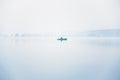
[[57, 37, 67, 41]]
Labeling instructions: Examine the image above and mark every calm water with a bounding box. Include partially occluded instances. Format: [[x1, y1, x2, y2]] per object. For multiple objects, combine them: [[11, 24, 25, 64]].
[[0, 37, 120, 80]]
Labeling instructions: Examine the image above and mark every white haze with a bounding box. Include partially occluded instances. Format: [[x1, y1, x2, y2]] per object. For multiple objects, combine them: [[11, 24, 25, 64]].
[[0, 0, 120, 34]]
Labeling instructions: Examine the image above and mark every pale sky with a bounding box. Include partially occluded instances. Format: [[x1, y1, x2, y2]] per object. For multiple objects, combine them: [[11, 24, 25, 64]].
[[0, 0, 120, 34]]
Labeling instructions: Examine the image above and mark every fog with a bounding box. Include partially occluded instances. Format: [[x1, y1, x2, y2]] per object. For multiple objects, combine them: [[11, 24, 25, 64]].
[[0, 0, 120, 34]]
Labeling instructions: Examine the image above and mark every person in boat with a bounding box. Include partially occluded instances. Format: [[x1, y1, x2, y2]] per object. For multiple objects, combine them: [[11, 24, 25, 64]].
[[57, 37, 67, 41]]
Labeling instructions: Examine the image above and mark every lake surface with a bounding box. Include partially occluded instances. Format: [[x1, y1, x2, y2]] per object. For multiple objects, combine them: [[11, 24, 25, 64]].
[[0, 37, 120, 80]]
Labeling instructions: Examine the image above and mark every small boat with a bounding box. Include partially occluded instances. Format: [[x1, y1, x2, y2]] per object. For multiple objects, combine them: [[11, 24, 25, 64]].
[[57, 37, 67, 41]]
